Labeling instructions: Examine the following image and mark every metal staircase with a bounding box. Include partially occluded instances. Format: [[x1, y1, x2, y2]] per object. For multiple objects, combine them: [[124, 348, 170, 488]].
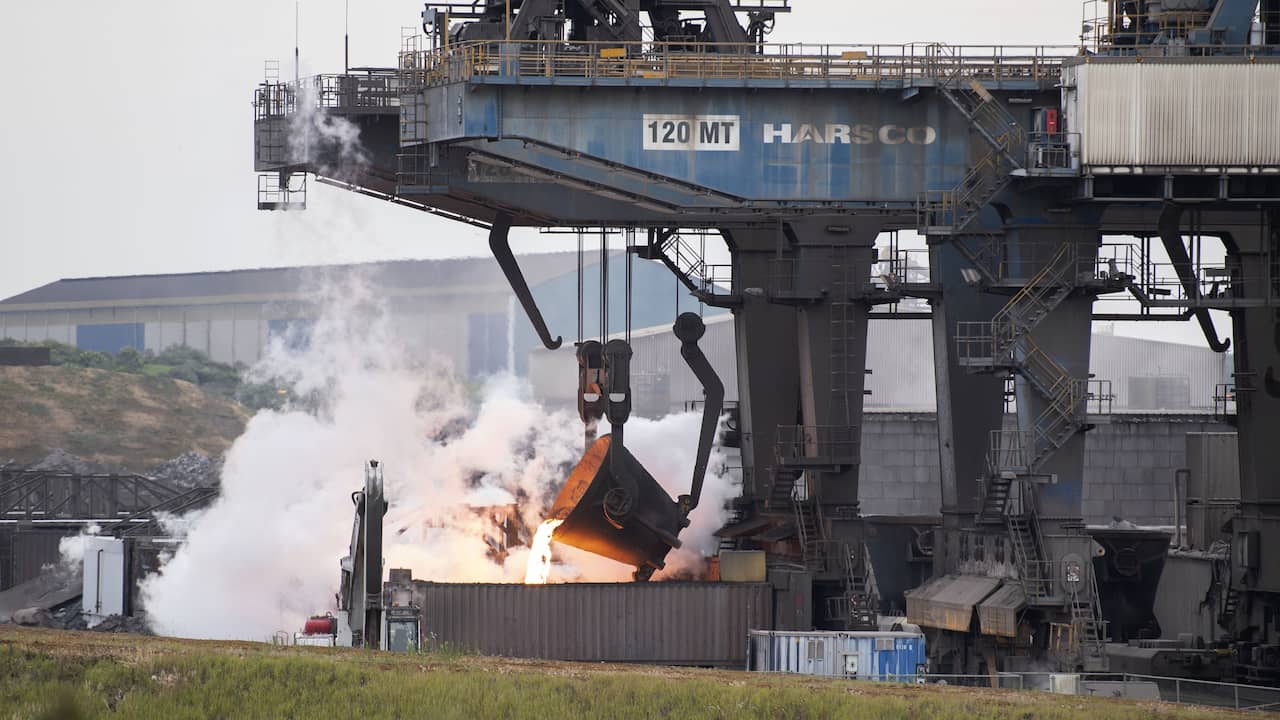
[[638, 230, 737, 307], [718, 504, 745, 552], [1007, 503, 1052, 601], [1219, 586, 1242, 631], [977, 473, 1013, 523], [958, 240, 1109, 668], [960, 243, 1090, 478], [918, 46, 1026, 234], [794, 496, 821, 568], [768, 466, 800, 511], [1070, 565, 1108, 669]]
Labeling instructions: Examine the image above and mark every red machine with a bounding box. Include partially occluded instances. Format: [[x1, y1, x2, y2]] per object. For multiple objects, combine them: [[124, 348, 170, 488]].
[[302, 615, 337, 636]]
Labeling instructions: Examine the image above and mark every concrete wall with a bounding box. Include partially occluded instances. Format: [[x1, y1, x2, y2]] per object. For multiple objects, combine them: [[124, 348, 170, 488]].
[[858, 413, 942, 515], [858, 412, 1231, 524]]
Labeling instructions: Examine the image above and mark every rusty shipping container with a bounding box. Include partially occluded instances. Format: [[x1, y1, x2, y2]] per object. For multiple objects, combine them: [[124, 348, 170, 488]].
[[411, 582, 772, 667]]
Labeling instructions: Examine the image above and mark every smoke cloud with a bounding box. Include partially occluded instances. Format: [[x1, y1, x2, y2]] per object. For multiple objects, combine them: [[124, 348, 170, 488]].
[[287, 82, 369, 182], [139, 273, 735, 641]]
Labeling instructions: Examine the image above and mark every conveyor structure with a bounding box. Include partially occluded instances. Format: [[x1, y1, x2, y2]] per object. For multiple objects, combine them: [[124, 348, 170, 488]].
[[252, 0, 1280, 678]]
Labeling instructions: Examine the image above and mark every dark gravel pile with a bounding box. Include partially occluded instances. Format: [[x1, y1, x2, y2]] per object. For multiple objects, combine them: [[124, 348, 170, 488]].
[[25, 449, 107, 475], [146, 452, 222, 489], [6, 448, 222, 489]]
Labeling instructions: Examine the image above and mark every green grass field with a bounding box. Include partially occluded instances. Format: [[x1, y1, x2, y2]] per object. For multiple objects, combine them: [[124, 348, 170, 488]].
[[0, 627, 1244, 719]]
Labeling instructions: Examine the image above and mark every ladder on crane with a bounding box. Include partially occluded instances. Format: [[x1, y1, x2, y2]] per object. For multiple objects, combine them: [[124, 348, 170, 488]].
[[917, 45, 1026, 235]]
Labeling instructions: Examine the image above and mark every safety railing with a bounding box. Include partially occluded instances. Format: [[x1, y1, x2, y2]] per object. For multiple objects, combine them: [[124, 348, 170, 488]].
[[1079, 1, 1280, 57], [987, 430, 1035, 476], [312, 72, 402, 111], [402, 40, 1074, 88], [699, 264, 735, 297], [253, 71, 401, 121], [1214, 383, 1237, 419], [917, 152, 1006, 232], [1026, 132, 1080, 171], [952, 238, 1280, 312], [954, 320, 1015, 367], [1086, 379, 1115, 415], [1117, 673, 1280, 712], [754, 668, 1280, 710], [1081, 0, 1214, 53], [873, 249, 933, 289], [257, 173, 307, 211]]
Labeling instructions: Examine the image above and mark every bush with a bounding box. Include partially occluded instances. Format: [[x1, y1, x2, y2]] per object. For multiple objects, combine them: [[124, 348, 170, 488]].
[[1, 340, 274, 410], [236, 382, 287, 411], [115, 346, 144, 372], [75, 350, 112, 369], [168, 364, 200, 384]]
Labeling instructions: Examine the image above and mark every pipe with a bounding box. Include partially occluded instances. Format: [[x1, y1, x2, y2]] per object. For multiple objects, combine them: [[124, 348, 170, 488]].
[[1175, 468, 1188, 548], [488, 213, 563, 350], [673, 313, 725, 515], [1157, 206, 1231, 352], [94, 547, 104, 615]]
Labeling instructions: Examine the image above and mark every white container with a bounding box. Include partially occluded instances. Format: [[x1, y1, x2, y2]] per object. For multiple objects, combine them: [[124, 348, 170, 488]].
[[82, 537, 127, 621], [1065, 61, 1280, 168]]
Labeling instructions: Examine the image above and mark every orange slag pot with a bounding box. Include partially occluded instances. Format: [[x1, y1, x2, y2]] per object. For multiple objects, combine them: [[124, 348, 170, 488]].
[[549, 435, 688, 575]]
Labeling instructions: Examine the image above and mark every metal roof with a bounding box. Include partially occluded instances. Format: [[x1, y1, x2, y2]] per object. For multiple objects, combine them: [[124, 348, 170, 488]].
[[0, 252, 599, 310], [977, 581, 1026, 638], [905, 574, 1001, 632]]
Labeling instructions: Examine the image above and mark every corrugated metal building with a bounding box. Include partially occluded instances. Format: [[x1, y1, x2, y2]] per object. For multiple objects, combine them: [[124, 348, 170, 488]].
[[0, 253, 712, 378], [529, 315, 1232, 414], [411, 581, 771, 667]]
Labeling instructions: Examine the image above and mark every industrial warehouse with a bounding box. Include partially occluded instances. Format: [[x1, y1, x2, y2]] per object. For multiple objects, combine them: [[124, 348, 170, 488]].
[[3, 0, 1280, 716]]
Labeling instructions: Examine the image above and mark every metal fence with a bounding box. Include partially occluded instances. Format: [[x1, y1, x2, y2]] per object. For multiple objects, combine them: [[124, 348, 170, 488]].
[[1118, 673, 1280, 712], [752, 670, 1280, 712], [254, 71, 401, 120], [402, 40, 1075, 88]]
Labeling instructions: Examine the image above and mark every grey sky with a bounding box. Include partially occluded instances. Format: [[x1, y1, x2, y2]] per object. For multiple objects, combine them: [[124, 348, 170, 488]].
[[0, 2, 1222, 346]]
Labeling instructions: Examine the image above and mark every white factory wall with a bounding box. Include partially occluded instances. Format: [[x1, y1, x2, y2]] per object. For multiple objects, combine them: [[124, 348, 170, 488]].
[[529, 317, 1229, 414], [0, 289, 512, 375], [6, 297, 1232, 403]]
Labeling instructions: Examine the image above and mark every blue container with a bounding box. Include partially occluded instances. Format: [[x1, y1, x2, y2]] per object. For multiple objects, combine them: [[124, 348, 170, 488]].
[[747, 630, 926, 681]]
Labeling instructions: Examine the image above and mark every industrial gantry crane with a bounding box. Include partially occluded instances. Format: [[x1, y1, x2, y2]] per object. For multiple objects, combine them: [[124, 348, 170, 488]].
[[253, 0, 1280, 679]]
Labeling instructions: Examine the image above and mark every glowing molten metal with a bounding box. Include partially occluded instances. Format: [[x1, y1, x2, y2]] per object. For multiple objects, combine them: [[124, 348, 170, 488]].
[[524, 519, 563, 584]]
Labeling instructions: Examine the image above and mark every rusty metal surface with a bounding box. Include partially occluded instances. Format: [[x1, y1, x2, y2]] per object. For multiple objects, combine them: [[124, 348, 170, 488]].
[[977, 581, 1025, 638], [905, 574, 1000, 633], [412, 581, 772, 666]]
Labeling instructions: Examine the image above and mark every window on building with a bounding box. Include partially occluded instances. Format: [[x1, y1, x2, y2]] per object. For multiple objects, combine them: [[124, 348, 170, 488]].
[[267, 318, 314, 353], [76, 323, 145, 354], [468, 312, 508, 377], [1128, 376, 1191, 410]]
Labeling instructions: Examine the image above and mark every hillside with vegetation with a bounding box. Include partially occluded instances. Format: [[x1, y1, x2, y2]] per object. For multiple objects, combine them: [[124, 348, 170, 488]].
[[0, 627, 1242, 720], [0, 343, 262, 470]]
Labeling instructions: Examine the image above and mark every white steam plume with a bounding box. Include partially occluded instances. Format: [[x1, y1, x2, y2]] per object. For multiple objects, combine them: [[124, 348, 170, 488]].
[[287, 82, 369, 182], [139, 273, 734, 640]]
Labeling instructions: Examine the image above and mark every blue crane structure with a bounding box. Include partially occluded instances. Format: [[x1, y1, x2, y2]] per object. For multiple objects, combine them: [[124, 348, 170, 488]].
[[253, 0, 1280, 679]]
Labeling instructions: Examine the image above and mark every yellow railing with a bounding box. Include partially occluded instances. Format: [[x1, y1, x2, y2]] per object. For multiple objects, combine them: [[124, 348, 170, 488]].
[[400, 40, 1075, 88]]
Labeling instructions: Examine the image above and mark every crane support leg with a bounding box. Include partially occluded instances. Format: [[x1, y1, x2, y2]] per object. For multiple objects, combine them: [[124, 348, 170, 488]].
[[930, 238, 1006, 530]]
